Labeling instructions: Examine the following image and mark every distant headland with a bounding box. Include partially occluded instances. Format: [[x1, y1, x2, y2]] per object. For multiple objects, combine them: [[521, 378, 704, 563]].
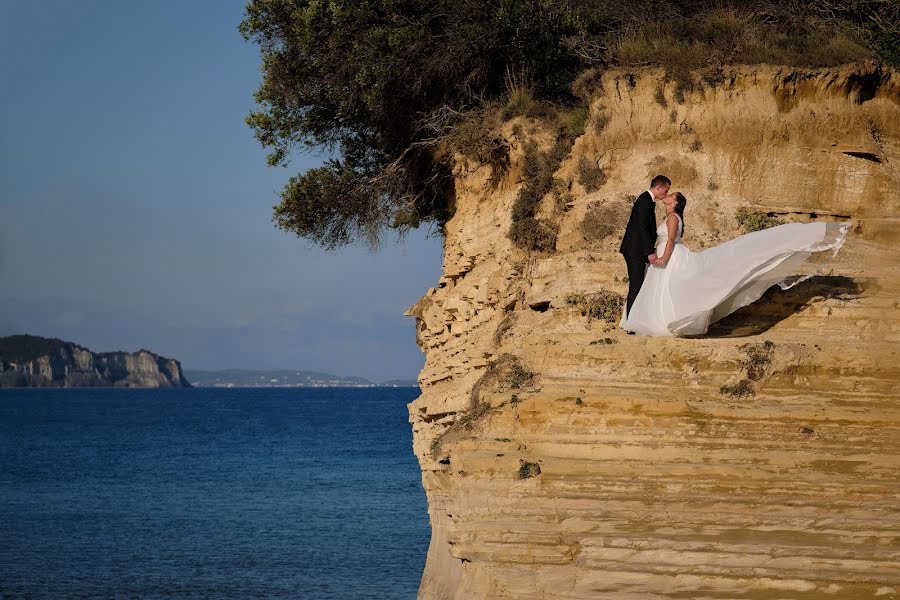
[[0, 335, 190, 388]]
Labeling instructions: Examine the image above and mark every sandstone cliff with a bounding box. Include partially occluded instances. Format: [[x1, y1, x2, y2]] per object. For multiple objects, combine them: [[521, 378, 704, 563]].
[[404, 63, 899, 598], [0, 334, 191, 388]]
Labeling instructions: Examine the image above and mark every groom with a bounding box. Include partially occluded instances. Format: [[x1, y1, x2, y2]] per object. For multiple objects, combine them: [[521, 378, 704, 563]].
[[619, 174, 671, 321]]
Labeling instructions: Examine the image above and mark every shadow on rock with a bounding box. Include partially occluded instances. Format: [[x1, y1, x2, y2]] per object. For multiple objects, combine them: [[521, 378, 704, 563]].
[[705, 275, 868, 338]]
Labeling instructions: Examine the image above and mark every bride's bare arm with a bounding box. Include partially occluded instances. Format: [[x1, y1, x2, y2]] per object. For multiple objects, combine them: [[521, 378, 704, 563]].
[[656, 214, 679, 267]]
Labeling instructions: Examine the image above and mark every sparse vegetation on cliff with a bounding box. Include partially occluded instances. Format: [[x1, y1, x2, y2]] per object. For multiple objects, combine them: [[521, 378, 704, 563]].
[[577, 156, 607, 193], [470, 353, 536, 402], [565, 290, 625, 324], [439, 105, 510, 191], [581, 199, 629, 243], [610, 5, 892, 100], [241, 0, 897, 250], [508, 130, 577, 252], [430, 353, 536, 459], [517, 460, 541, 479], [720, 340, 776, 397], [735, 207, 786, 232]]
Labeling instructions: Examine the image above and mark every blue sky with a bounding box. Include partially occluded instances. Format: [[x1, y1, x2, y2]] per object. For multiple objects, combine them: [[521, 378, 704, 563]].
[[0, 1, 443, 381]]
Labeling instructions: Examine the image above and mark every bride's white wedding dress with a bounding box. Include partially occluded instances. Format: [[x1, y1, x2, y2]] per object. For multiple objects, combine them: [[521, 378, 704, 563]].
[[619, 213, 851, 336]]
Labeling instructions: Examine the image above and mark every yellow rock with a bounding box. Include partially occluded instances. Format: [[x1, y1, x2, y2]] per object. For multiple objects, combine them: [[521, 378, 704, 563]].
[[406, 64, 900, 599]]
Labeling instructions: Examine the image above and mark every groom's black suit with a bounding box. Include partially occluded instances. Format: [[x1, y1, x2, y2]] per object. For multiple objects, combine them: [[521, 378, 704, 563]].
[[619, 191, 658, 319]]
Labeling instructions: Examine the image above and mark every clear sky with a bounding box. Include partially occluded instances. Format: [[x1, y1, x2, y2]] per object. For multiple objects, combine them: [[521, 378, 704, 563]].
[[0, 1, 444, 382]]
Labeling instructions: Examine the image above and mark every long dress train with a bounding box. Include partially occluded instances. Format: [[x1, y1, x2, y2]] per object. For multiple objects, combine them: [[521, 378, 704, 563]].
[[619, 214, 851, 337]]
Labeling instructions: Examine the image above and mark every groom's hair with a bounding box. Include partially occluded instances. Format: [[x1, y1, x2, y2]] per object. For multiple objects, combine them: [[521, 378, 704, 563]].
[[650, 175, 671, 188]]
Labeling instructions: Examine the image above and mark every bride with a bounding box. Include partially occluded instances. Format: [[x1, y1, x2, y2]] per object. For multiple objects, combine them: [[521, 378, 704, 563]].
[[619, 191, 852, 337]]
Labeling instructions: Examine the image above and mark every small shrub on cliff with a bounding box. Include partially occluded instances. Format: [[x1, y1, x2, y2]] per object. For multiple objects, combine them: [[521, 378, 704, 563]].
[[505, 361, 535, 390], [720, 379, 756, 398], [500, 74, 560, 123], [442, 107, 510, 189], [511, 142, 547, 215], [509, 218, 559, 253], [517, 460, 541, 479], [565, 290, 624, 324], [592, 111, 611, 135], [500, 67, 589, 137], [735, 207, 785, 233], [577, 157, 607, 193], [742, 340, 775, 381], [470, 353, 535, 407], [508, 128, 577, 252], [570, 67, 603, 103], [562, 105, 589, 138], [581, 200, 626, 243], [551, 178, 575, 214]]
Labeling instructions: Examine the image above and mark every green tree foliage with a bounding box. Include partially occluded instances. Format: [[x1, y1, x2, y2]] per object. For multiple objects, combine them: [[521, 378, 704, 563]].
[[239, 0, 588, 249], [240, 0, 897, 250]]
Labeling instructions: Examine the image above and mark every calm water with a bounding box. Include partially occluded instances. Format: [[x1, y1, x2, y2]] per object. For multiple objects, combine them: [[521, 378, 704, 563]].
[[0, 387, 429, 599]]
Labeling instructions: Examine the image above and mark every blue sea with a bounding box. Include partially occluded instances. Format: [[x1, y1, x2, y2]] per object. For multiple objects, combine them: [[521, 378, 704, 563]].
[[0, 387, 429, 599]]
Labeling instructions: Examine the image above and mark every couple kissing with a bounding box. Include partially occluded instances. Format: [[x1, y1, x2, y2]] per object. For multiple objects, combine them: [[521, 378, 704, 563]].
[[616, 175, 850, 337]]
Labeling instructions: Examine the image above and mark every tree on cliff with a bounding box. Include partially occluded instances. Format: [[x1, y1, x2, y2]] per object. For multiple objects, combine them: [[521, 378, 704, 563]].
[[239, 0, 898, 251]]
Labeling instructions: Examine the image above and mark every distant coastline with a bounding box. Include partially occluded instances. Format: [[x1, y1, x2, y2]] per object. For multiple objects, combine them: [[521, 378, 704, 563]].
[[184, 368, 418, 389], [0, 335, 419, 390]]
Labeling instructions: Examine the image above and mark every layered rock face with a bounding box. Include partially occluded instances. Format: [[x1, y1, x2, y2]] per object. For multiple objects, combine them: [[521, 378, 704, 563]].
[[405, 64, 899, 598], [0, 335, 191, 388]]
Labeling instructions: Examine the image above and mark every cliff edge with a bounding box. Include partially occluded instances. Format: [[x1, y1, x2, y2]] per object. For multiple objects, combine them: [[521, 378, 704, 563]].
[[0, 334, 191, 388], [405, 64, 899, 598]]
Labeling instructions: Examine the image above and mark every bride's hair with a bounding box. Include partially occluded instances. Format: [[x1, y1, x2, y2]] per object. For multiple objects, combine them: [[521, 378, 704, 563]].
[[674, 192, 687, 232]]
